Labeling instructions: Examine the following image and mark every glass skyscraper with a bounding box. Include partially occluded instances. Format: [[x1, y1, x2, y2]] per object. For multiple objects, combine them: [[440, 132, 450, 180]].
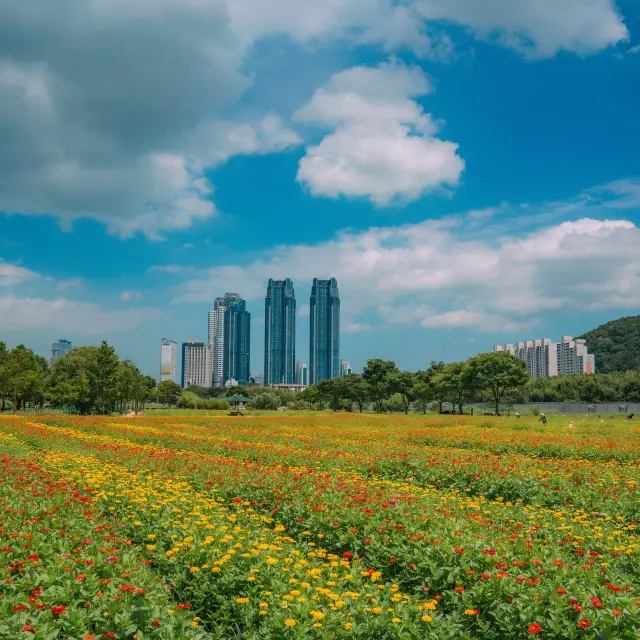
[[223, 295, 251, 384], [309, 278, 340, 384], [264, 279, 296, 385]]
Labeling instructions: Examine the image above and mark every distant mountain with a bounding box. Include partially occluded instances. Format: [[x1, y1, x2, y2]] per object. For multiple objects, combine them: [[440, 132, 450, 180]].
[[579, 316, 640, 373]]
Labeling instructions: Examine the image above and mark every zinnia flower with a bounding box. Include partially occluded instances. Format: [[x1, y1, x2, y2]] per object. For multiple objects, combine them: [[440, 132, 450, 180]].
[[528, 623, 542, 634]]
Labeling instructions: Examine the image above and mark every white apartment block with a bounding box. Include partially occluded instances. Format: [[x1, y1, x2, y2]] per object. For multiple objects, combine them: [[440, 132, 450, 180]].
[[340, 360, 353, 377], [494, 336, 595, 378], [160, 338, 177, 383], [182, 340, 212, 388]]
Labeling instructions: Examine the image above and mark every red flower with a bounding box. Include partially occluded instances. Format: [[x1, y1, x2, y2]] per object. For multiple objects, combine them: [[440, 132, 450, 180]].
[[611, 610, 623, 617], [51, 605, 66, 615], [83, 635, 96, 640], [389, 557, 397, 563], [120, 585, 136, 592], [153, 620, 160, 627], [528, 624, 542, 634], [482, 549, 496, 556], [454, 586, 465, 593], [589, 597, 602, 609], [26, 554, 39, 561], [454, 547, 464, 554], [76, 574, 85, 581], [556, 589, 567, 595], [177, 603, 192, 609], [574, 605, 585, 612], [363, 538, 371, 544], [342, 552, 354, 559], [13, 605, 28, 612], [104, 634, 116, 639], [21, 625, 35, 634], [577, 620, 591, 630]]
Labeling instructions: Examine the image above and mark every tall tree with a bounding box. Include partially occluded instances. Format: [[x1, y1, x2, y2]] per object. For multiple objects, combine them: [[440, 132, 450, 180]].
[[467, 352, 529, 415], [363, 358, 398, 413], [3, 345, 44, 412], [433, 361, 475, 414], [0, 341, 8, 411], [93, 341, 119, 414], [388, 371, 416, 414], [157, 380, 182, 406], [341, 374, 369, 413]]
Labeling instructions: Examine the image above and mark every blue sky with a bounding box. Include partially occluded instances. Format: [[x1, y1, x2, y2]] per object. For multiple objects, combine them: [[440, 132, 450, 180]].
[[1, 0, 640, 378]]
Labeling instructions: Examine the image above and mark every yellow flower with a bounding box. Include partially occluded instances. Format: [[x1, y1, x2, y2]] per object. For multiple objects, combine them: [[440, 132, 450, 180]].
[[464, 609, 477, 616], [310, 611, 325, 620], [190, 567, 200, 573], [372, 607, 382, 615], [344, 622, 353, 631], [312, 623, 322, 628], [167, 609, 175, 615], [284, 619, 296, 627], [236, 598, 249, 604], [422, 615, 432, 623], [392, 618, 401, 623]]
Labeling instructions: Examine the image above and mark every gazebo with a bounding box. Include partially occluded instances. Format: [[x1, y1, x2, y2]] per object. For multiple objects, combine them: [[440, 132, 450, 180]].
[[226, 394, 250, 416]]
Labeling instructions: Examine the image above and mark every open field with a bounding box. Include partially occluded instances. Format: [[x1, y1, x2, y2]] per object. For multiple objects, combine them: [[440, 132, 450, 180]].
[[1, 414, 639, 639]]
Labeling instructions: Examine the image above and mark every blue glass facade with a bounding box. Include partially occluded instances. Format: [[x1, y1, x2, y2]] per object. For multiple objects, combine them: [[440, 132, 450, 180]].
[[223, 295, 251, 384], [264, 279, 296, 385], [309, 278, 340, 384]]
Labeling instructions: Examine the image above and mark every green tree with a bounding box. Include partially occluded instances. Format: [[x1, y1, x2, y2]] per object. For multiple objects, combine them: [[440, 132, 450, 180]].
[[299, 385, 323, 410], [317, 379, 345, 411], [93, 341, 120, 414], [157, 380, 182, 406], [3, 345, 44, 412], [388, 371, 416, 414], [250, 392, 280, 410], [467, 352, 529, 415], [0, 341, 9, 411], [341, 374, 369, 413], [46, 347, 98, 414], [363, 358, 398, 413], [433, 361, 475, 414]]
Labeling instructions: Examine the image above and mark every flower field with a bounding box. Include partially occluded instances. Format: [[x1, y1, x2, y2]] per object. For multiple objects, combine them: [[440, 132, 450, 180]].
[[1, 415, 640, 639]]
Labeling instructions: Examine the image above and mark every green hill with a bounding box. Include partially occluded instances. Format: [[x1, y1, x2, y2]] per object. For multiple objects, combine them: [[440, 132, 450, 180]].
[[580, 315, 640, 373]]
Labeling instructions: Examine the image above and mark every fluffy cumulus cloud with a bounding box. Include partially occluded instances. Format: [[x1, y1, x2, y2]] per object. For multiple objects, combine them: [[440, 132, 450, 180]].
[[0, 0, 628, 236], [295, 61, 464, 204], [175, 180, 640, 333], [0, 0, 299, 238], [413, 0, 627, 58]]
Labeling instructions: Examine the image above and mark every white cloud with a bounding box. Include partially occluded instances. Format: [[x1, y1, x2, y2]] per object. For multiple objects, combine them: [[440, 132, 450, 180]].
[[0, 297, 162, 334], [0, 0, 628, 237], [56, 278, 83, 291], [174, 178, 640, 334], [295, 60, 464, 204], [413, 0, 628, 58], [120, 290, 142, 302], [0, 260, 38, 287]]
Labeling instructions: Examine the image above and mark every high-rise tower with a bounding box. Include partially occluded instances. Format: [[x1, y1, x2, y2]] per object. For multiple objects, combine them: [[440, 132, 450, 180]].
[[309, 278, 340, 385], [264, 279, 296, 385], [208, 293, 238, 387], [223, 295, 251, 384]]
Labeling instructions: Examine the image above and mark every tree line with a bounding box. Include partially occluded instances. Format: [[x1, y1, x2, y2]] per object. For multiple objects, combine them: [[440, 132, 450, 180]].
[[0, 341, 155, 414], [3, 340, 640, 414], [299, 354, 640, 414]]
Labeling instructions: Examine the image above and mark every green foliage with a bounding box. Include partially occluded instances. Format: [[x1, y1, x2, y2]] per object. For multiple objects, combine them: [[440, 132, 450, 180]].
[[468, 352, 529, 415], [2, 344, 44, 411], [157, 380, 183, 406], [177, 391, 230, 410], [363, 358, 399, 412], [580, 315, 640, 373], [249, 392, 280, 410]]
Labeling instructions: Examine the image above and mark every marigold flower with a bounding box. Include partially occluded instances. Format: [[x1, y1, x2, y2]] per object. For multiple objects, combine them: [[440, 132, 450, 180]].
[[284, 619, 296, 627], [421, 615, 432, 622]]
